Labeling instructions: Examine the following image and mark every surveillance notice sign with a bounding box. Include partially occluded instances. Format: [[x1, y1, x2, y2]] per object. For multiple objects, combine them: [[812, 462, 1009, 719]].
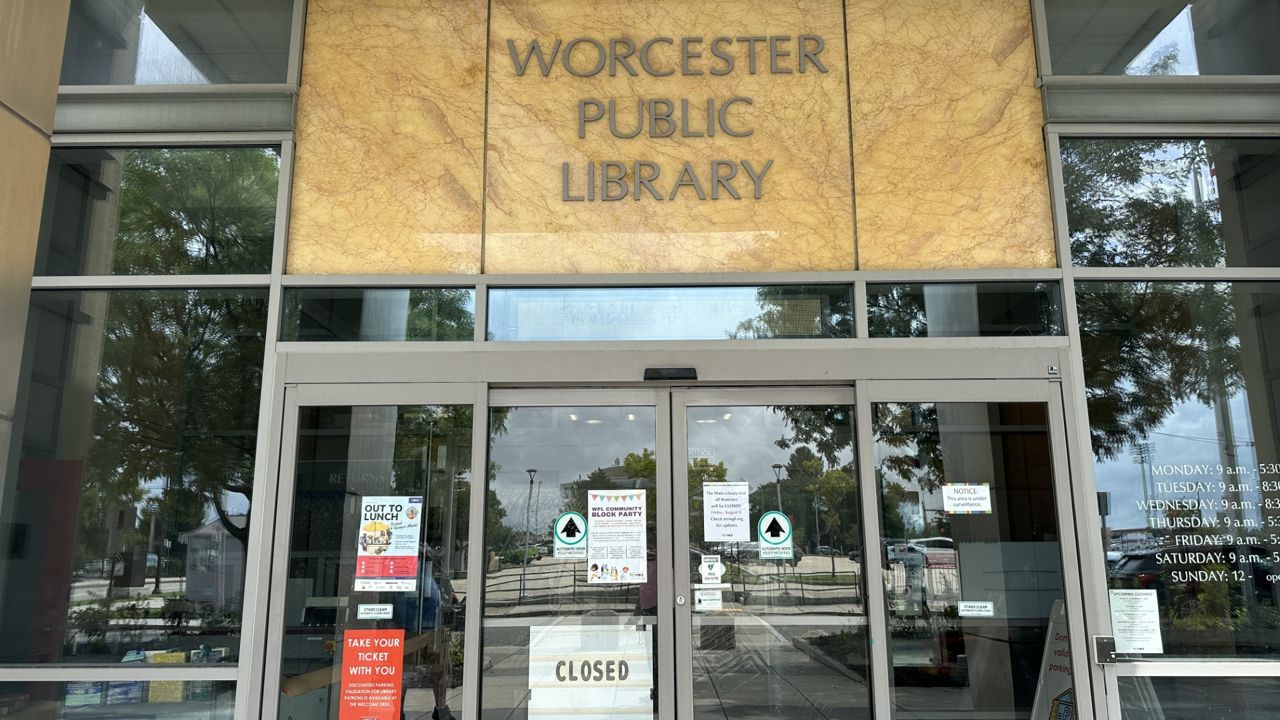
[[338, 629, 403, 720], [354, 496, 423, 592]]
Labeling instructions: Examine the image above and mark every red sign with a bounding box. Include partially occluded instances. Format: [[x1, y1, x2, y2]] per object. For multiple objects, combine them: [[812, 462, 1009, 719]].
[[338, 629, 403, 720]]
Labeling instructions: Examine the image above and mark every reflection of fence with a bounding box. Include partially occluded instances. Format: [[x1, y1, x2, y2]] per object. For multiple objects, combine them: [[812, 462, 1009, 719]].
[[484, 561, 639, 610], [884, 563, 961, 613]]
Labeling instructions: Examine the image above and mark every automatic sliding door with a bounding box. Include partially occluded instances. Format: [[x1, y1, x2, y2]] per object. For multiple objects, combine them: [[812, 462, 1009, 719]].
[[673, 389, 872, 720], [479, 391, 670, 720]]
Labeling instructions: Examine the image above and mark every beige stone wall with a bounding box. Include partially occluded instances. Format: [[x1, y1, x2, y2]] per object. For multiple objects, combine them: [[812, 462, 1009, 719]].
[[847, 0, 1056, 269], [287, 0, 1055, 274], [287, 0, 489, 274]]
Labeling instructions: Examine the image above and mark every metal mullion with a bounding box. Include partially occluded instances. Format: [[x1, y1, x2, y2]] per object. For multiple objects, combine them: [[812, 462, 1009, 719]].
[[1116, 662, 1280, 677], [669, 390, 693, 717], [854, 279, 868, 338], [855, 388, 891, 720], [473, 281, 489, 342], [1029, 0, 1053, 79], [57, 84, 298, 97], [237, 135, 295, 719], [1072, 266, 1280, 282], [656, 391, 676, 720], [50, 132, 292, 147], [282, 275, 479, 288], [0, 667, 237, 682], [30, 275, 272, 290], [463, 382, 489, 719], [1041, 75, 1280, 90], [287, 0, 308, 88], [1047, 122, 1280, 138]]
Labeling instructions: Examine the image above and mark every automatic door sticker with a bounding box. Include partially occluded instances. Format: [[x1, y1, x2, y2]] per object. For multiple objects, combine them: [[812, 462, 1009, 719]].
[[553, 511, 588, 559], [757, 510, 793, 560]]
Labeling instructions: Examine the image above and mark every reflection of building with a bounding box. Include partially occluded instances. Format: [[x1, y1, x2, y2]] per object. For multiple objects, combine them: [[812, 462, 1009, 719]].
[[180, 515, 246, 610]]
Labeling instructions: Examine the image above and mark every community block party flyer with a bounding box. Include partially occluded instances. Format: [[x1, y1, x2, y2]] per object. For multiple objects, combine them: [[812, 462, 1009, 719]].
[[587, 490, 647, 584], [354, 496, 423, 592]]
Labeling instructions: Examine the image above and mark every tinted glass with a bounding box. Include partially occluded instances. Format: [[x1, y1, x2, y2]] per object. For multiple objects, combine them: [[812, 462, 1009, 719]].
[[3, 289, 268, 664], [1080, 282, 1280, 658], [867, 282, 1064, 337], [481, 406, 659, 719], [36, 147, 280, 275], [1064, 137, 1280, 267], [60, 0, 294, 85], [277, 405, 472, 720], [487, 286, 854, 341], [1046, 0, 1280, 75], [874, 402, 1071, 720], [282, 288, 476, 341], [0, 681, 235, 717]]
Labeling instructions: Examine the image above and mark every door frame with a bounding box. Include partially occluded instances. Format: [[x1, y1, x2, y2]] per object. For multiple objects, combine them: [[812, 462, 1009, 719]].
[[855, 379, 1096, 720], [257, 382, 486, 720]]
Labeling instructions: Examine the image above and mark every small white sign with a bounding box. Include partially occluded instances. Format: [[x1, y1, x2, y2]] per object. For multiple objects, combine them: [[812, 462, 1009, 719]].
[[957, 600, 995, 617], [1110, 589, 1163, 654], [942, 483, 992, 514], [553, 511, 588, 559], [694, 589, 723, 612], [356, 603, 394, 620], [757, 511, 794, 560], [699, 554, 725, 584], [527, 624, 654, 718], [703, 482, 750, 542]]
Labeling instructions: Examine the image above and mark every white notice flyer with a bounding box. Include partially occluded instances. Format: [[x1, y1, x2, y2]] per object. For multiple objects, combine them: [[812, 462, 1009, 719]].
[[1109, 589, 1163, 654], [703, 482, 750, 542], [587, 491, 647, 584], [354, 496, 423, 592]]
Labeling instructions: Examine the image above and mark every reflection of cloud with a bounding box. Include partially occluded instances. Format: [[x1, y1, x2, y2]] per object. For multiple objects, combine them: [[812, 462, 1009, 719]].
[[1124, 5, 1200, 76], [1096, 389, 1260, 529]]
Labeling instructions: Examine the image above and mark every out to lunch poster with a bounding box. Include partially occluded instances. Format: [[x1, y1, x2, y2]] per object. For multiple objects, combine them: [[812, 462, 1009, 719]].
[[354, 496, 423, 592], [587, 490, 647, 584]]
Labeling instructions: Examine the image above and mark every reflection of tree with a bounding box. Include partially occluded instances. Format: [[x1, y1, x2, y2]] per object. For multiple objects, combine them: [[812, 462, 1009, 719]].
[[83, 290, 266, 569], [733, 286, 853, 339], [1079, 282, 1241, 459], [112, 148, 279, 274], [873, 403, 944, 492]]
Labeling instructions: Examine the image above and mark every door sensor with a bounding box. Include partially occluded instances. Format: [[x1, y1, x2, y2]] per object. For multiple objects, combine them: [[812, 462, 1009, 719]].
[[643, 367, 697, 381]]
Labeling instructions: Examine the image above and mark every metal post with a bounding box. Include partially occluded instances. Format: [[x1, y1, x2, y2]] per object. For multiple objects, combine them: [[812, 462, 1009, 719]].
[[771, 464, 789, 597]]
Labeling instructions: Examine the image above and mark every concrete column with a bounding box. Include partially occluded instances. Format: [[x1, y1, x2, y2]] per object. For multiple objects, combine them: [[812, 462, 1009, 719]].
[[0, 0, 72, 482]]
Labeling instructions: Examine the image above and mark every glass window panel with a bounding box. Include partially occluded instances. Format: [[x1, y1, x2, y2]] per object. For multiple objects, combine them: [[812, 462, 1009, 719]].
[[276, 405, 472, 720], [867, 282, 1064, 337], [281, 288, 476, 341], [1119, 677, 1280, 719], [487, 286, 854, 341], [873, 401, 1070, 720], [0, 681, 235, 717], [60, 0, 294, 85], [1063, 137, 1280, 268], [1080, 281, 1280, 658], [2, 289, 268, 664], [481, 405, 659, 720], [1045, 0, 1280, 75], [36, 147, 281, 276]]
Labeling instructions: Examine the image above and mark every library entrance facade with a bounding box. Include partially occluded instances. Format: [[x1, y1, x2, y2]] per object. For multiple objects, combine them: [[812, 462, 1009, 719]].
[[256, 345, 1090, 720]]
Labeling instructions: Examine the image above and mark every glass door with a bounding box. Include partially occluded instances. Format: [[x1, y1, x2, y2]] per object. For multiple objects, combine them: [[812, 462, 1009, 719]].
[[671, 388, 872, 720], [857, 380, 1094, 720], [478, 390, 674, 720]]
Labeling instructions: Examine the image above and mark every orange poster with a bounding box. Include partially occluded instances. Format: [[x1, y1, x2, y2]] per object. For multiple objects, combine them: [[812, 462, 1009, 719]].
[[338, 629, 403, 720]]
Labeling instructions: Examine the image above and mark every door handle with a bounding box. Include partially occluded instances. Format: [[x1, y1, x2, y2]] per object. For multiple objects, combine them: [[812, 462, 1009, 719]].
[[676, 595, 687, 606]]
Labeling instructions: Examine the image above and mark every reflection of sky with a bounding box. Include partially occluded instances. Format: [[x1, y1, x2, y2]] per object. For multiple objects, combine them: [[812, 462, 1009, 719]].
[[488, 287, 824, 341], [1095, 388, 1260, 531], [490, 407, 657, 531], [487, 405, 854, 529], [1125, 5, 1200, 75], [135, 13, 208, 84]]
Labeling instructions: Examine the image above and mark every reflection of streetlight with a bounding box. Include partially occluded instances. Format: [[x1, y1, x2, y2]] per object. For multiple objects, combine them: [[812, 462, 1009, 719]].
[[771, 464, 784, 511], [771, 464, 790, 597], [520, 469, 537, 600], [1131, 441, 1153, 535]]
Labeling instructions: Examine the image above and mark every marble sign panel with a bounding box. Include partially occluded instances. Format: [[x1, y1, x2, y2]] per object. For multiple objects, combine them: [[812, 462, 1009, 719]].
[[483, 0, 855, 274]]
